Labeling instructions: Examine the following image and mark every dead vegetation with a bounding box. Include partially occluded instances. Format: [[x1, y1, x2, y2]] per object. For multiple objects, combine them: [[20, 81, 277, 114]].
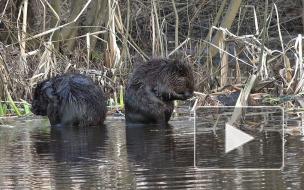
[[0, 0, 304, 117]]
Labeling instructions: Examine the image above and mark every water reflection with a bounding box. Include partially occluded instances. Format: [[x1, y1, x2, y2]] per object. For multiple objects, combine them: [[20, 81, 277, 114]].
[[195, 131, 283, 169], [0, 118, 135, 189], [0, 117, 303, 189], [126, 124, 194, 169], [33, 126, 107, 162]]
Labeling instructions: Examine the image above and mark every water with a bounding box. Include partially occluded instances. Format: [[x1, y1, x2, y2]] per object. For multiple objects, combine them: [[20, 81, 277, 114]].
[[0, 116, 303, 189]]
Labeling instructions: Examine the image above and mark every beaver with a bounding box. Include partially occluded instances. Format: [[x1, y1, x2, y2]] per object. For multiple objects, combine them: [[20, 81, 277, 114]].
[[124, 58, 194, 125], [31, 73, 107, 127]]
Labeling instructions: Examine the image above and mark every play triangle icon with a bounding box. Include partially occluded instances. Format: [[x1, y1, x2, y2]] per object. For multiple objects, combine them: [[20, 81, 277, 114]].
[[225, 123, 254, 153]]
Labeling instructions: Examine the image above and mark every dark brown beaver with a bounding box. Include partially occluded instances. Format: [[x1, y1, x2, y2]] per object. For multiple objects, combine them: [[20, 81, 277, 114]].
[[32, 73, 107, 127], [124, 58, 194, 125]]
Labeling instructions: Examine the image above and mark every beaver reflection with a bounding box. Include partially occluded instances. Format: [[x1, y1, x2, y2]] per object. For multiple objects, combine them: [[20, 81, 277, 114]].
[[126, 124, 195, 169], [33, 126, 107, 162]]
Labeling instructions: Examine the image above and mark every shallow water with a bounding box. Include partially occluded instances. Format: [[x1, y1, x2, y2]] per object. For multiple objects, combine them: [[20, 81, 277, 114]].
[[0, 116, 303, 190]]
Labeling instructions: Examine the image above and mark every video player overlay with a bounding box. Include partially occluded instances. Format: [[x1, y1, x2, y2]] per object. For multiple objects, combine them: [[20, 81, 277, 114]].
[[194, 106, 284, 170]]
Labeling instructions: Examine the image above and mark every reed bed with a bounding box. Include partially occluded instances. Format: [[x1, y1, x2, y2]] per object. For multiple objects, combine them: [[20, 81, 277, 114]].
[[0, 0, 303, 118]]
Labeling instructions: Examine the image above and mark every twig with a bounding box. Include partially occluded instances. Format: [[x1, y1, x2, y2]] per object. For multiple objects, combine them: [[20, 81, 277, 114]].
[[24, 0, 93, 42], [201, 39, 256, 68], [168, 37, 190, 57], [1, 0, 10, 17]]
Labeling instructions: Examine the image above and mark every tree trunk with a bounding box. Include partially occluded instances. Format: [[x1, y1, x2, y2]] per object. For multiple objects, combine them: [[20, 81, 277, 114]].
[[84, 0, 108, 51], [60, 0, 86, 53], [50, 0, 61, 49], [302, 0, 304, 33], [209, 0, 243, 58]]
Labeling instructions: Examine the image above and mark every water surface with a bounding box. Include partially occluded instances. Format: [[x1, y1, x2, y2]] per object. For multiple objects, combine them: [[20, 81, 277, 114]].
[[0, 116, 303, 189]]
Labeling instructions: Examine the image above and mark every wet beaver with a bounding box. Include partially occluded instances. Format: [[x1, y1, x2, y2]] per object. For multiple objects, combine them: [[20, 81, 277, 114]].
[[31, 73, 107, 127], [124, 58, 194, 125]]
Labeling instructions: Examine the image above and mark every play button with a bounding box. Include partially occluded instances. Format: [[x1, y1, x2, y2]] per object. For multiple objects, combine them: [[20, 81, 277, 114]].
[[225, 123, 254, 153], [194, 106, 284, 170]]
